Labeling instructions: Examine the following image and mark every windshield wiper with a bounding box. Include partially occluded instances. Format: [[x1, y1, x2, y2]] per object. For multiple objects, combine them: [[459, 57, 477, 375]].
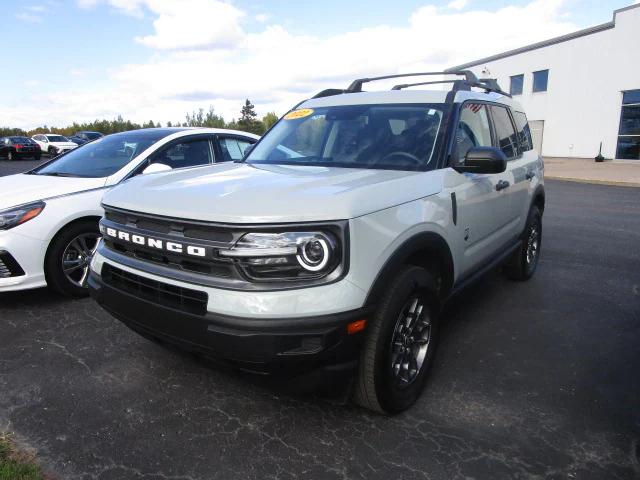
[[37, 172, 84, 177]]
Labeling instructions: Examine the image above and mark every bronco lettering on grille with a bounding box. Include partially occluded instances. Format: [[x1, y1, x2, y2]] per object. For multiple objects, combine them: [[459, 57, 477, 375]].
[[105, 227, 207, 257]]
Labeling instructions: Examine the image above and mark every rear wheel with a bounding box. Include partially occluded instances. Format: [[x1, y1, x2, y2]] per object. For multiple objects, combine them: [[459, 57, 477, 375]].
[[353, 266, 439, 414], [7, 150, 15, 161], [45, 220, 101, 297], [505, 205, 542, 280], [34, 153, 41, 160]]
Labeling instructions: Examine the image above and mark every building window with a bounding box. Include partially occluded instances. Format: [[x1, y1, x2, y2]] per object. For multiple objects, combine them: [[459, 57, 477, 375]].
[[617, 89, 640, 160], [532, 70, 549, 93], [510, 74, 524, 95]]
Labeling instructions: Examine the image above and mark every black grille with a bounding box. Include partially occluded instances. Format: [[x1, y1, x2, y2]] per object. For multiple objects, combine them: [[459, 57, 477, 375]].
[[102, 264, 208, 315], [104, 209, 234, 243], [0, 252, 25, 278]]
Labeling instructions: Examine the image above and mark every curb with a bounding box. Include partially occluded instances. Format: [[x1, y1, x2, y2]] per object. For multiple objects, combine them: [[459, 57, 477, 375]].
[[545, 176, 640, 188]]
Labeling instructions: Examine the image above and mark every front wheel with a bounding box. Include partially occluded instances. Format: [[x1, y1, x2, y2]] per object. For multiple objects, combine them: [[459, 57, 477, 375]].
[[45, 220, 101, 297], [505, 206, 542, 280], [48, 147, 57, 157], [7, 151, 15, 161], [353, 266, 439, 414]]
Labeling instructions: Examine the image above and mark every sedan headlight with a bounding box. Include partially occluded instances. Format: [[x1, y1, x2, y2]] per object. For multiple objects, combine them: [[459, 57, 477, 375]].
[[220, 231, 342, 281], [0, 202, 46, 230]]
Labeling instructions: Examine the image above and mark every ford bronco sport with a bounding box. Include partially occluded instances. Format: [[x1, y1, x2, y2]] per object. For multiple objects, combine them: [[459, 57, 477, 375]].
[[88, 71, 544, 414]]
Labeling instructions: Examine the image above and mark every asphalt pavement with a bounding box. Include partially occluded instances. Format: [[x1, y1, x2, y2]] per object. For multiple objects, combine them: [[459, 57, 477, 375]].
[[0, 180, 639, 479], [0, 158, 48, 176]]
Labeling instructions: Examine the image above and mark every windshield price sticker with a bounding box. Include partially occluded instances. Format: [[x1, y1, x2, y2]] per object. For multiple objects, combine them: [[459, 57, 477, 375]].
[[284, 108, 314, 120]]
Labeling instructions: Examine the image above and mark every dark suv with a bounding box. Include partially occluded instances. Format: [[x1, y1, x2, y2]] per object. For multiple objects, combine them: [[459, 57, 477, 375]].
[[0, 137, 41, 161], [72, 131, 104, 145]]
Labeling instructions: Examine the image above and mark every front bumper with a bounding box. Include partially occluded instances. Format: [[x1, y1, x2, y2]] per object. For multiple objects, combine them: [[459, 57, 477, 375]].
[[88, 268, 370, 377], [0, 230, 47, 292]]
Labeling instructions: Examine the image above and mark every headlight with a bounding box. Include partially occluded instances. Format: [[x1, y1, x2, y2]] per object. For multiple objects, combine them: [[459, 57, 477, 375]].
[[0, 202, 46, 230], [220, 231, 340, 281]]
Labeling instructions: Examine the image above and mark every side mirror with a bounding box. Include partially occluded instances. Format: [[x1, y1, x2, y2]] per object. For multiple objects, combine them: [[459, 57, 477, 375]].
[[454, 147, 507, 174], [142, 163, 172, 175]]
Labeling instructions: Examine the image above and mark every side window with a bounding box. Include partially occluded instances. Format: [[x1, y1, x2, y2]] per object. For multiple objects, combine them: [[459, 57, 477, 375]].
[[513, 111, 533, 152], [218, 137, 253, 162], [490, 106, 519, 159], [454, 103, 492, 164], [148, 138, 213, 169]]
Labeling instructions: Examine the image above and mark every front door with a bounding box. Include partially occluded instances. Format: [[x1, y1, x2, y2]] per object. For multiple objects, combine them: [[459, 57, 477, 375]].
[[447, 102, 515, 278]]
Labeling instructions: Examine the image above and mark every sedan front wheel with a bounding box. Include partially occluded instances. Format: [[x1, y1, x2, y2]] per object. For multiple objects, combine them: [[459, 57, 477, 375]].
[[45, 220, 101, 297]]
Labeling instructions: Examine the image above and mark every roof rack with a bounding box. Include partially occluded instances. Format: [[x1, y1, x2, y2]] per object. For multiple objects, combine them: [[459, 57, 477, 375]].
[[311, 70, 510, 99]]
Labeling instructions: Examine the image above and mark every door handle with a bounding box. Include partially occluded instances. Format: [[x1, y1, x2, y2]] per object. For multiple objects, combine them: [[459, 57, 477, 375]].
[[525, 171, 535, 180], [496, 180, 510, 191]]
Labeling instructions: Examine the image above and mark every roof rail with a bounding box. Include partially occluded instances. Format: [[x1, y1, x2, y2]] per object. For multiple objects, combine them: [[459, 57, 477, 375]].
[[347, 70, 479, 92], [309, 70, 510, 100]]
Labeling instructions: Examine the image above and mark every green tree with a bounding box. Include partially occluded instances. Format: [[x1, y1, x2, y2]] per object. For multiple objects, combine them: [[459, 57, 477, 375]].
[[237, 99, 263, 135], [262, 112, 279, 131]]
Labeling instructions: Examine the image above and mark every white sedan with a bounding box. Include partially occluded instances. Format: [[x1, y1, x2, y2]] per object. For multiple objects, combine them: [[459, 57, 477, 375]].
[[0, 127, 258, 296], [32, 134, 79, 157]]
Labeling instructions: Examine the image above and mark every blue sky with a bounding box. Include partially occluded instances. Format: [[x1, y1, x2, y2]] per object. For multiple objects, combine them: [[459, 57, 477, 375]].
[[1, 0, 635, 129]]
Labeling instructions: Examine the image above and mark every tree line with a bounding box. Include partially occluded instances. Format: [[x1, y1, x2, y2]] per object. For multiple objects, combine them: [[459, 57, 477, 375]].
[[0, 99, 279, 138]]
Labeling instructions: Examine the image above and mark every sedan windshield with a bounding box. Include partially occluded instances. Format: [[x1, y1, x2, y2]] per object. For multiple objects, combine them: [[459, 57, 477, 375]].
[[32, 130, 172, 178], [246, 104, 445, 170]]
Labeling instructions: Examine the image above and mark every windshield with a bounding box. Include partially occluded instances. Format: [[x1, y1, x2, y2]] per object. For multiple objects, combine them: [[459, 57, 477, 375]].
[[246, 104, 445, 170], [32, 130, 171, 178], [46, 135, 69, 142], [81, 132, 102, 140]]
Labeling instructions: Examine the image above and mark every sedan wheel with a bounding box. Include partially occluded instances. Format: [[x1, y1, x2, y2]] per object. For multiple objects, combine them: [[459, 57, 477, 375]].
[[62, 233, 101, 288], [45, 220, 101, 297]]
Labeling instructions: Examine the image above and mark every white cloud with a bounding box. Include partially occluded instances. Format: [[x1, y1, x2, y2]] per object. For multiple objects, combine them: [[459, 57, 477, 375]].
[[134, 0, 245, 49], [8, 0, 577, 129], [26, 5, 47, 12], [447, 0, 468, 11], [254, 13, 269, 23], [15, 12, 42, 23]]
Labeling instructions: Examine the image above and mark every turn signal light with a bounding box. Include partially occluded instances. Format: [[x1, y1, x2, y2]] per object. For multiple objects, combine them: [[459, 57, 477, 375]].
[[347, 319, 367, 335]]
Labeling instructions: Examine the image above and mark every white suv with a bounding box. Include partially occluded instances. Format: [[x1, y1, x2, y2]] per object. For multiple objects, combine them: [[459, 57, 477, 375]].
[[32, 134, 79, 156], [88, 72, 544, 414]]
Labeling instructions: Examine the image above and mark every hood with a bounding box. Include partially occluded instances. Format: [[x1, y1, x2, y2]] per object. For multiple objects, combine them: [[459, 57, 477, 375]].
[[102, 163, 444, 223], [0, 173, 106, 211], [50, 142, 78, 147]]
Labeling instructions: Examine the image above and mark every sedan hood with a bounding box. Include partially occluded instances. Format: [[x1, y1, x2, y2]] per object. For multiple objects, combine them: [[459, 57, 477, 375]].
[[0, 173, 106, 211], [102, 163, 444, 223], [50, 142, 78, 148]]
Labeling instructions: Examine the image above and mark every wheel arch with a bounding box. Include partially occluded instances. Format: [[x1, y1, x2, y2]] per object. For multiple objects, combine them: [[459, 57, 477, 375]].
[[364, 231, 455, 307], [44, 215, 102, 269], [532, 184, 545, 214]]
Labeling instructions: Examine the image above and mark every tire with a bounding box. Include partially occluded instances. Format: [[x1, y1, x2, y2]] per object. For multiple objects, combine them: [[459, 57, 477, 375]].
[[353, 266, 439, 414], [48, 147, 57, 157], [45, 219, 101, 297], [504, 205, 542, 281], [35, 154, 41, 160], [7, 150, 15, 161]]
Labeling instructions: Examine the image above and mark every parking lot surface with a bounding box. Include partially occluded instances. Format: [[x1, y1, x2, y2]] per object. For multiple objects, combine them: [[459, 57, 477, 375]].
[[1, 179, 639, 479], [0, 158, 47, 176]]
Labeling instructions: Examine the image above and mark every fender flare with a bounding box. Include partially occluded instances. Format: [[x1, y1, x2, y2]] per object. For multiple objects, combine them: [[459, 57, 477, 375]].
[[364, 231, 455, 307]]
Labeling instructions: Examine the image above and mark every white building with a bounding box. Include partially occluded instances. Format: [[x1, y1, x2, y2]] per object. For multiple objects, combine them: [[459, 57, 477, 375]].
[[447, 4, 640, 160]]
